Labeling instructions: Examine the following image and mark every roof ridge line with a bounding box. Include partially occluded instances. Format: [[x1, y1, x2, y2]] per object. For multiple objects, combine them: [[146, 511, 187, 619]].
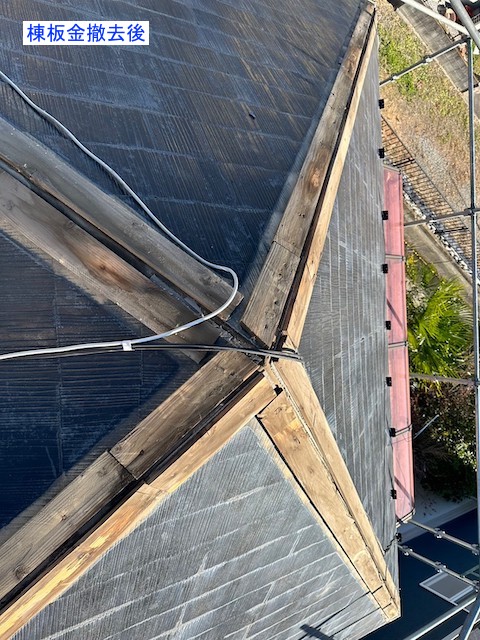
[[241, 3, 376, 348], [0, 116, 242, 321]]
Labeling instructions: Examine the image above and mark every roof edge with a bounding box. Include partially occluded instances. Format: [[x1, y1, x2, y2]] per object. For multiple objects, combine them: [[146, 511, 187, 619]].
[[264, 359, 400, 620]]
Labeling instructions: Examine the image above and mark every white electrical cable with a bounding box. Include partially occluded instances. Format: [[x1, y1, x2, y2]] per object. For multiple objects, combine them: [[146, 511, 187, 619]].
[[0, 69, 239, 362]]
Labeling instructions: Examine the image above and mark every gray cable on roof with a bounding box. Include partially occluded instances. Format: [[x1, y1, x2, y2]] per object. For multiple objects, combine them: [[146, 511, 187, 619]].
[[5, 344, 302, 362], [0, 68, 239, 361]]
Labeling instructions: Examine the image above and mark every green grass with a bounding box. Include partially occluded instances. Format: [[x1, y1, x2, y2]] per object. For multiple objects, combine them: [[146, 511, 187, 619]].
[[473, 51, 480, 76], [378, 22, 428, 98], [378, 0, 473, 149]]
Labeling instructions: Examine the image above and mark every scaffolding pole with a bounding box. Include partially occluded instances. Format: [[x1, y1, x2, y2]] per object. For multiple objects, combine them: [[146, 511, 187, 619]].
[[403, 594, 478, 640], [468, 33, 480, 590], [410, 373, 475, 386], [451, 0, 480, 584], [400, 0, 474, 36], [413, 413, 440, 439], [459, 594, 480, 640], [398, 545, 480, 589], [450, 0, 480, 49], [408, 520, 480, 554], [381, 37, 469, 87], [404, 209, 476, 227]]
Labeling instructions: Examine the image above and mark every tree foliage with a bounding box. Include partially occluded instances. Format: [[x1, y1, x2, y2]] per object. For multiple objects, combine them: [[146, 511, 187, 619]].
[[406, 253, 473, 378], [411, 386, 476, 500], [406, 252, 475, 500]]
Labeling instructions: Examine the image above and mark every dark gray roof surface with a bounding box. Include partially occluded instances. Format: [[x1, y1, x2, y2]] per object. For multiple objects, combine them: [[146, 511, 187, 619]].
[[299, 49, 396, 559], [0, 0, 361, 297], [0, 223, 196, 530], [0, 0, 368, 529], [13, 422, 387, 640]]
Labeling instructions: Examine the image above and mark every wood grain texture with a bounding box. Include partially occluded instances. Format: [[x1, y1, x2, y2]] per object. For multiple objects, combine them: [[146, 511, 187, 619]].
[[110, 351, 259, 478], [149, 374, 277, 495], [270, 359, 399, 609], [0, 119, 241, 319], [0, 484, 159, 640], [0, 170, 219, 359], [241, 4, 376, 346], [382, 601, 401, 621], [0, 452, 133, 603], [0, 376, 277, 640], [276, 3, 375, 253], [240, 242, 300, 347], [284, 12, 378, 349], [258, 392, 399, 619]]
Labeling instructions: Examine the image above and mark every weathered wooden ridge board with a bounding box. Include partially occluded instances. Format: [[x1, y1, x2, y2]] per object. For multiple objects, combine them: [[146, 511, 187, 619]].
[[266, 359, 400, 619], [241, 3, 377, 348], [0, 118, 242, 320], [0, 366, 274, 640], [0, 169, 219, 361], [0, 361, 399, 638]]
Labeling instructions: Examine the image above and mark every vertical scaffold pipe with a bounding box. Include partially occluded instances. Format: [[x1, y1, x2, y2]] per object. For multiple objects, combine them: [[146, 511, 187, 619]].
[[459, 593, 480, 639], [467, 38, 480, 582], [452, 0, 480, 581]]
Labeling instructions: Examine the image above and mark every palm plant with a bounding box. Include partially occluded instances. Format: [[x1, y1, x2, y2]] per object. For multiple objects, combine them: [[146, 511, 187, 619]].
[[406, 253, 473, 378], [407, 252, 476, 499]]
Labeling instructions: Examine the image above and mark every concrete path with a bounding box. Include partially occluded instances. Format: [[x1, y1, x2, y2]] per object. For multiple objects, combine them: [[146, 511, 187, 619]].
[[398, 2, 480, 119], [404, 200, 473, 302]]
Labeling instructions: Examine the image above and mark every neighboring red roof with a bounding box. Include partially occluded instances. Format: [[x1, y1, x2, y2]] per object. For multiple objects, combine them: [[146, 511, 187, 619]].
[[384, 167, 414, 521]]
